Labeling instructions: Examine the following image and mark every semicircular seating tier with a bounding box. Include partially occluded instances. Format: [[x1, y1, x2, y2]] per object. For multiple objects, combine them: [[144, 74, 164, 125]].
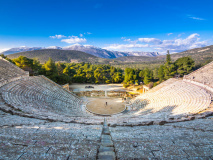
[[0, 57, 212, 125], [115, 80, 211, 121], [184, 61, 213, 92], [0, 76, 94, 121], [0, 57, 29, 87]]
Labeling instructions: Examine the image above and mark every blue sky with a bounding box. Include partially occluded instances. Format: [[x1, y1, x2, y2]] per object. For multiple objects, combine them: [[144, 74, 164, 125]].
[[0, 0, 213, 54]]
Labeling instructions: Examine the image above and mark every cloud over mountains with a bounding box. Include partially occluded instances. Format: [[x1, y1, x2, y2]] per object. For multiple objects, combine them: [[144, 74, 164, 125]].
[[4, 33, 207, 56], [49, 35, 66, 39], [104, 33, 208, 54], [61, 36, 87, 44], [50, 34, 89, 44]]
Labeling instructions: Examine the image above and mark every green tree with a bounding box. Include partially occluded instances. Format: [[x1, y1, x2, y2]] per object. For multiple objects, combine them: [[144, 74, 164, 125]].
[[124, 68, 134, 83], [139, 70, 144, 79], [0, 54, 15, 63], [164, 63, 176, 79], [164, 50, 176, 79], [175, 56, 195, 76], [153, 68, 159, 80], [13, 56, 33, 69], [56, 62, 64, 75], [143, 68, 152, 85], [113, 72, 123, 83], [158, 65, 164, 82], [166, 50, 171, 64], [32, 58, 41, 75], [42, 58, 58, 81]]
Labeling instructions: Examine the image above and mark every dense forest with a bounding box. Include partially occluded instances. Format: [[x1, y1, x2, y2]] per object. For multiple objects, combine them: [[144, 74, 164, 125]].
[[1, 52, 206, 89]]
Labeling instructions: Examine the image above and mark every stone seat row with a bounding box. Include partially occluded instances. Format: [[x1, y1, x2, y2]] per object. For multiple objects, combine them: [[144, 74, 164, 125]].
[[119, 80, 211, 121], [0, 58, 28, 83], [3, 76, 80, 103], [184, 61, 213, 88], [0, 76, 87, 120]]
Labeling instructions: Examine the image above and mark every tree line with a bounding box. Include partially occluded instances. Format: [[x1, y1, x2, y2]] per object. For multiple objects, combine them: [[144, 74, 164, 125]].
[[1, 54, 124, 84], [0, 52, 198, 87], [123, 51, 195, 88]]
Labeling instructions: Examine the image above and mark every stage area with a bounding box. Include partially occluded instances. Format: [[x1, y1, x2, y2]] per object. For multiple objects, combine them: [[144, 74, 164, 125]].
[[86, 98, 126, 115]]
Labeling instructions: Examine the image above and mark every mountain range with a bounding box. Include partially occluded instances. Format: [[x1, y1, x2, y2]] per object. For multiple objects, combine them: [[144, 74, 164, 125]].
[[2, 46, 44, 55], [6, 45, 213, 67], [115, 45, 213, 65], [1, 44, 160, 59], [7, 49, 109, 64]]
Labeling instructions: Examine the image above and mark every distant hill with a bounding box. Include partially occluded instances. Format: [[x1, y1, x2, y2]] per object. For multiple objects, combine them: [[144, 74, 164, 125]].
[[62, 44, 160, 58], [2, 44, 160, 59], [6, 45, 213, 69], [169, 45, 213, 64], [114, 45, 213, 65], [114, 56, 159, 62], [7, 49, 109, 64], [2, 46, 44, 55]]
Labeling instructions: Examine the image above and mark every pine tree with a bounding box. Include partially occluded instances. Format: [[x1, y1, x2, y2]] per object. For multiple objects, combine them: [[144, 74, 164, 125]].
[[166, 50, 171, 64], [164, 50, 176, 79], [43, 58, 57, 81], [143, 68, 152, 85], [158, 65, 164, 82], [175, 56, 195, 76], [32, 58, 41, 75]]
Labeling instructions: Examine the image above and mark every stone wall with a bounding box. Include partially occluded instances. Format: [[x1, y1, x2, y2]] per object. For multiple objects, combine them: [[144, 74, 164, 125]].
[[74, 90, 140, 98], [107, 91, 126, 97], [75, 90, 105, 97]]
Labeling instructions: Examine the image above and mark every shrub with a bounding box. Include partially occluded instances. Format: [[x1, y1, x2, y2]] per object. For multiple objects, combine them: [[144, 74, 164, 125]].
[[153, 82, 158, 87], [123, 84, 130, 88]]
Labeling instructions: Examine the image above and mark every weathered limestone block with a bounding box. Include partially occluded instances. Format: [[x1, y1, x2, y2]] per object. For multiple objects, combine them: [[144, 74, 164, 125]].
[[98, 151, 116, 160]]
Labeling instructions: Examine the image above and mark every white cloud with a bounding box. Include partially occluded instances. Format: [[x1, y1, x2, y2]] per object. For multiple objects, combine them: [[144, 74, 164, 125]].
[[104, 44, 149, 50], [190, 17, 205, 20], [0, 48, 10, 53], [168, 33, 173, 36], [49, 35, 66, 39], [178, 33, 185, 37], [104, 33, 208, 54], [61, 36, 87, 44], [121, 37, 135, 43], [84, 32, 92, 35], [124, 39, 131, 42], [138, 38, 162, 44], [187, 15, 205, 21], [154, 33, 208, 53], [79, 33, 83, 37]]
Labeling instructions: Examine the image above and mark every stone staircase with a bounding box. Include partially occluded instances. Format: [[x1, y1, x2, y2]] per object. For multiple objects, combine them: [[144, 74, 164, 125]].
[[97, 118, 116, 160]]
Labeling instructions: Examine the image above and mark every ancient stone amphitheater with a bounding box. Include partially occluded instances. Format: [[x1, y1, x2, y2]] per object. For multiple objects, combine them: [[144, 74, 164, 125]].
[[0, 56, 213, 159]]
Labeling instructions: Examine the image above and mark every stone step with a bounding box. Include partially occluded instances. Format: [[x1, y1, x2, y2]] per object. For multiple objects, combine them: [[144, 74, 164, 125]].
[[101, 139, 114, 147], [101, 135, 111, 140], [98, 119, 116, 159], [98, 151, 116, 160], [99, 146, 114, 153], [102, 128, 110, 135]]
